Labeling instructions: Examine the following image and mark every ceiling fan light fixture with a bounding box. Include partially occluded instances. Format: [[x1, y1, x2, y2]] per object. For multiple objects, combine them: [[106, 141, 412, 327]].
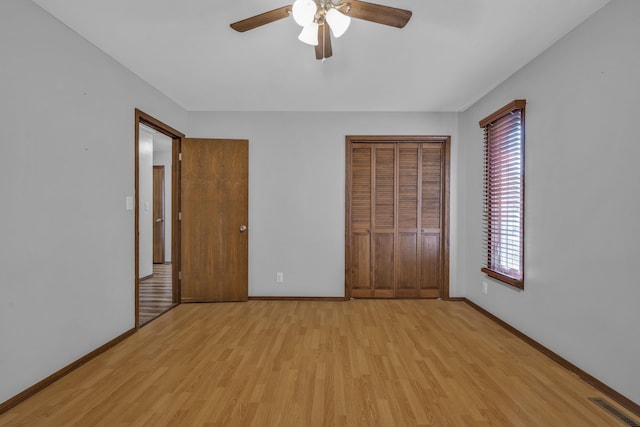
[[325, 8, 350, 38], [230, 1, 412, 60], [292, 0, 318, 27], [298, 22, 319, 46]]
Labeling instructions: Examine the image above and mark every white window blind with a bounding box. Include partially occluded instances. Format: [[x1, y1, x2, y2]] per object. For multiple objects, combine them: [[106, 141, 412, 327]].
[[480, 100, 526, 288]]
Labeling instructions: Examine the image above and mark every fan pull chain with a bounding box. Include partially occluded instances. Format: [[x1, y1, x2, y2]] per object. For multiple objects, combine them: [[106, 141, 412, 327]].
[[322, 23, 327, 62]]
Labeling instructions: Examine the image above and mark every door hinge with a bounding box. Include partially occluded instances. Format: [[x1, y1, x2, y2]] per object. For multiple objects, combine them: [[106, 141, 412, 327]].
[[178, 211, 182, 221], [178, 271, 182, 280], [178, 152, 182, 161]]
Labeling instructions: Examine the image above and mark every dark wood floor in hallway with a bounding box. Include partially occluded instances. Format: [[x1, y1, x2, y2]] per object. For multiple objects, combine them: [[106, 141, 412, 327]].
[[0, 300, 633, 426], [139, 263, 174, 326]]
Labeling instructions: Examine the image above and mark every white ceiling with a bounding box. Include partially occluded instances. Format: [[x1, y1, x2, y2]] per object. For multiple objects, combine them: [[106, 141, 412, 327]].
[[32, 0, 610, 112]]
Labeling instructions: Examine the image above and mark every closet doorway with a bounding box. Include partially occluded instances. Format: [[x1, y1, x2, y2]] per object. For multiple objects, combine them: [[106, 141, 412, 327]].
[[345, 136, 450, 299]]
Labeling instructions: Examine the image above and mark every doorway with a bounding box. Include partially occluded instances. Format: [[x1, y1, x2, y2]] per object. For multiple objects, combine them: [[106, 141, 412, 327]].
[[134, 112, 250, 326], [153, 165, 166, 264], [345, 136, 450, 299], [135, 109, 183, 327]]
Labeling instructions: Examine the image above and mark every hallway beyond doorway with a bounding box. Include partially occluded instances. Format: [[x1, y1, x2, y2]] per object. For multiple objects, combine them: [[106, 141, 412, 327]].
[[139, 263, 175, 326]]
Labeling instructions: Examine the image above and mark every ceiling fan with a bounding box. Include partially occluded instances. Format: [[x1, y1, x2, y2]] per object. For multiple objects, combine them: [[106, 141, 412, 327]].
[[230, 0, 412, 60]]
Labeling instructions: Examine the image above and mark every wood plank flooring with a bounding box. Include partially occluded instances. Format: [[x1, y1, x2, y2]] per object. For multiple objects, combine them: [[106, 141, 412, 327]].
[[0, 300, 633, 426], [139, 263, 174, 326]]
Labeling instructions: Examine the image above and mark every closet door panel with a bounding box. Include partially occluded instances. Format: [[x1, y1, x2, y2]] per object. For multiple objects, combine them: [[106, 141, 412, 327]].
[[421, 145, 443, 230], [351, 232, 371, 291], [421, 234, 441, 297], [397, 233, 418, 296], [397, 145, 420, 297], [374, 232, 394, 296], [374, 146, 395, 229], [420, 143, 443, 297], [350, 146, 373, 297], [372, 145, 395, 296], [398, 145, 419, 230], [352, 147, 372, 229]]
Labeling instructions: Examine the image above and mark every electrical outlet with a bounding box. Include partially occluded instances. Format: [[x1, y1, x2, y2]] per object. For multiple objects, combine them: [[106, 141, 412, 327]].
[[482, 281, 488, 295], [276, 272, 284, 283]]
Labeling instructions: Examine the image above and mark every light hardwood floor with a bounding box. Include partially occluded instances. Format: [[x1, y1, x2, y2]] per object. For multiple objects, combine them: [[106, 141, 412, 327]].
[[139, 263, 175, 326], [0, 300, 633, 426]]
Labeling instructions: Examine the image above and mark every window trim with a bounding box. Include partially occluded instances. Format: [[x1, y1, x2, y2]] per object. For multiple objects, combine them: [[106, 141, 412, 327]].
[[479, 99, 526, 289]]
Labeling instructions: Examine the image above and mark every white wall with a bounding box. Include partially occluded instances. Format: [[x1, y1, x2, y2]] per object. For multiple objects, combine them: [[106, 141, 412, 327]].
[[153, 136, 173, 262], [0, 0, 187, 404], [457, 0, 640, 405], [138, 128, 154, 277], [188, 112, 460, 298]]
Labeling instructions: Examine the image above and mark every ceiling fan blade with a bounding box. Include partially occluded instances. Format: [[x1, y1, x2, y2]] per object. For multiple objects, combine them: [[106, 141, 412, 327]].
[[230, 5, 292, 32], [346, 0, 412, 28], [315, 23, 333, 60]]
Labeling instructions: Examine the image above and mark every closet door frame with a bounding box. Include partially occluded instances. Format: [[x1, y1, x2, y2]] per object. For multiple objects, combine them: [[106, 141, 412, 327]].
[[345, 135, 450, 300]]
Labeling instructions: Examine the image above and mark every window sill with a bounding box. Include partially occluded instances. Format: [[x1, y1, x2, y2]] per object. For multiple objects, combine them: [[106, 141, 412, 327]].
[[482, 268, 524, 290]]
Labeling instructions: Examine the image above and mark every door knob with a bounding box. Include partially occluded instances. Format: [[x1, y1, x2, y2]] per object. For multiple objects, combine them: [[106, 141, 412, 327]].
[[156, 218, 163, 223], [240, 225, 248, 232]]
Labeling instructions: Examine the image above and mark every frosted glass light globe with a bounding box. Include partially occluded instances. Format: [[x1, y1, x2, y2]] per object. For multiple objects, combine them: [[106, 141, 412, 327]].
[[298, 22, 319, 46], [292, 0, 317, 27], [326, 8, 351, 38]]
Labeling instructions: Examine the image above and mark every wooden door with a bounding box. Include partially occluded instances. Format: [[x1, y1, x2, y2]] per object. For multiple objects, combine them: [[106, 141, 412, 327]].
[[395, 143, 445, 298], [349, 143, 400, 298], [349, 144, 374, 296], [346, 136, 449, 299], [152, 165, 165, 264], [396, 144, 421, 298], [419, 144, 446, 298], [181, 138, 249, 302]]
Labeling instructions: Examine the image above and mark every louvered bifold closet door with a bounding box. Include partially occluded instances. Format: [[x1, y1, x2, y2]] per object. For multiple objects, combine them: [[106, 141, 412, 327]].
[[394, 143, 443, 298], [349, 144, 397, 298], [420, 143, 444, 298], [372, 145, 396, 297], [348, 139, 447, 299], [396, 144, 421, 297], [350, 145, 373, 295]]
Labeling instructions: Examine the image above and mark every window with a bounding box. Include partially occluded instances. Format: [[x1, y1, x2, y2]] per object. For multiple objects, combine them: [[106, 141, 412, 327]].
[[479, 100, 526, 289]]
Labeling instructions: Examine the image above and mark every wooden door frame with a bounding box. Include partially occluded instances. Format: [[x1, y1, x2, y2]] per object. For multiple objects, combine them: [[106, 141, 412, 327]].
[[134, 109, 184, 328], [345, 135, 451, 300]]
